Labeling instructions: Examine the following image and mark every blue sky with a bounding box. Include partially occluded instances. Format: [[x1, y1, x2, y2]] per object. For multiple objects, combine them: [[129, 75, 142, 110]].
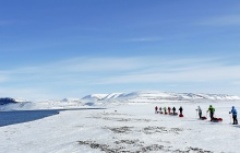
[[1, 0, 240, 99]]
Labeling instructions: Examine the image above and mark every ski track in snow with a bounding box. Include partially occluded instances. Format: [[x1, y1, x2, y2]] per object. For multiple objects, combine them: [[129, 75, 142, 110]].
[[0, 102, 240, 153]]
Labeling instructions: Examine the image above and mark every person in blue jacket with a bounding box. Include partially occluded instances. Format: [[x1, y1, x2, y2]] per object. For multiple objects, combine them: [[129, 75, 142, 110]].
[[229, 106, 238, 125]]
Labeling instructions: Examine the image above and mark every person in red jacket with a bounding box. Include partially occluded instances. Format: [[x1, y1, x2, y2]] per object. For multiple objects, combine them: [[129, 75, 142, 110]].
[[155, 106, 158, 114], [168, 107, 171, 114]]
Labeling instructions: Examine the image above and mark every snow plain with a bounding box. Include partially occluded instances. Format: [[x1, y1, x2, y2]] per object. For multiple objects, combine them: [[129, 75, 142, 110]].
[[0, 92, 240, 153]]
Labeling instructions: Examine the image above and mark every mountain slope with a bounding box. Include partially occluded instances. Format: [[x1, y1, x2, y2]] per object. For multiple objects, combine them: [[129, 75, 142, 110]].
[[82, 91, 240, 103]]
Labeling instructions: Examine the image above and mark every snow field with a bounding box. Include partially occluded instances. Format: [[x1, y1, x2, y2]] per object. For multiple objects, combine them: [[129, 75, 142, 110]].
[[0, 102, 240, 153]]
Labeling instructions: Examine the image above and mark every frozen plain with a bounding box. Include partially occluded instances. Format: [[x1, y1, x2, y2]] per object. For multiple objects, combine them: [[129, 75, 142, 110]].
[[0, 101, 240, 153]]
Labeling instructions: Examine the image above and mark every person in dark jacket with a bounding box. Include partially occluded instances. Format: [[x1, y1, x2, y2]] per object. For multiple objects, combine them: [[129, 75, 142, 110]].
[[159, 107, 163, 114], [179, 106, 183, 115], [229, 106, 238, 125], [196, 106, 202, 118], [172, 107, 176, 114]]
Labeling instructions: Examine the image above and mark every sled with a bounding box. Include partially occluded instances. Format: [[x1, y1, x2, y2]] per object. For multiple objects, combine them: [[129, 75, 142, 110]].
[[179, 114, 184, 117], [169, 113, 178, 116], [199, 116, 207, 120], [211, 117, 223, 122]]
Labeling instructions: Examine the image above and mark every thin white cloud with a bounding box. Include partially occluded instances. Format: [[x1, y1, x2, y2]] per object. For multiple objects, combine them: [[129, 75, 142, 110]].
[[231, 81, 240, 85], [0, 72, 8, 83], [1, 56, 238, 83], [1, 56, 240, 99], [0, 87, 61, 101], [197, 14, 240, 26], [99, 65, 240, 84], [0, 20, 14, 26], [0, 77, 7, 83], [125, 37, 163, 42], [0, 57, 145, 75], [50, 57, 146, 72]]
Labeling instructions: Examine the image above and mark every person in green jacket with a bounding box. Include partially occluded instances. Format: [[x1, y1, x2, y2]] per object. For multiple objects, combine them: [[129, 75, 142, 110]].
[[207, 105, 215, 120], [163, 107, 167, 114]]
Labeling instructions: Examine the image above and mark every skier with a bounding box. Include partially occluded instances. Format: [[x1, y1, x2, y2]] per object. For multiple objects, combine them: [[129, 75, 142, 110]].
[[168, 107, 171, 114], [172, 107, 176, 115], [163, 107, 167, 114], [196, 106, 202, 118], [159, 107, 163, 114], [229, 106, 238, 125], [207, 105, 215, 120], [179, 106, 183, 117], [155, 106, 158, 114]]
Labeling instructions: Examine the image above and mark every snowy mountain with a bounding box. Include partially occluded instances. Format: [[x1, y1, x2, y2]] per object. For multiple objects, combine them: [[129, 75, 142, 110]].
[[1, 91, 239, 111], [82, 94, 108, 102], [82, 91, 240, 103]]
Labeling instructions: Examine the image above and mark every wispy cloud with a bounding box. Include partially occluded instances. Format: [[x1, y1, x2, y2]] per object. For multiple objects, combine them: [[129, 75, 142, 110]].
[[50, 57, 146, 72], [1, 56, 239, 84], [0, 20, 14, 26], [1, 56, 240, 99], [0, 74, 8, 83], [231, 81, 240, 85], [197, 14, 240, 26], [124, 37, 163, 42], [100, 64, 240, 84], [0, 88, 47, 100]]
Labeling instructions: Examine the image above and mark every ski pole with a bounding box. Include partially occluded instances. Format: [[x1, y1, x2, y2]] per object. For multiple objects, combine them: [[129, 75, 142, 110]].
[[229, 114, 232, 124]]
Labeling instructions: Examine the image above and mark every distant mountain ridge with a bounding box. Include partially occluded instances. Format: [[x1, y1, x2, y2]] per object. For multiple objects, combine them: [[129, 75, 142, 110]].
[[1, 92, 239, 111], [82, 91, 240, 103]]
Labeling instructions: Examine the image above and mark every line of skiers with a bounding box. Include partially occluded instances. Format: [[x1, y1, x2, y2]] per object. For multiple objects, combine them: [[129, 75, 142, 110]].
[[155, 105, 238, 124], [196, 105, 237, 124], [155, 106, 183, 117]]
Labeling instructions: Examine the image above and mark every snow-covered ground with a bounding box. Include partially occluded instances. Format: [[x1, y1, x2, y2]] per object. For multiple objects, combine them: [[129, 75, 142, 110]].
[[0, 99, 240, 153]]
